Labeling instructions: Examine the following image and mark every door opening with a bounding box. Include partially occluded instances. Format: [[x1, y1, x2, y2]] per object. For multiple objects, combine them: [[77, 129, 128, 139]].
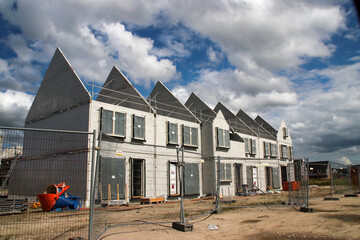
[[235, 163, 242, 194], [131, 159, 145, 198], [281, 166, 287, 183], [266, 167, 274, 190]]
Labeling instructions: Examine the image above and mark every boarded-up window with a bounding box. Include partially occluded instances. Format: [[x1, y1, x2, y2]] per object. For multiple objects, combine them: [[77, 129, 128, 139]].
[[273, 168, 280, 189], [220, 163, 232, 181], [270, 143, 278, 157], [102, 110, 126, 137], [102, 110, 113, 134], [167, 122, 178, 144], [133, 115, 145, 140], [184, 163, 199, 195], [245, 138, 256, 155], [217, 128, 230, 148], [182, 125, 198, 147], [281, 145, 288, 158], [114, 112, 126, 136], [100, 157, 125, 200], [283, 127, 289, 139]]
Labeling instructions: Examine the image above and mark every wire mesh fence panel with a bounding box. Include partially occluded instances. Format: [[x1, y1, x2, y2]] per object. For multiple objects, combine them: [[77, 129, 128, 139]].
[[90, 142, 216, 239], [308, 162, 355, 200], [0, 127, 94, 240], [212, 157, 299, 212], [286, 159, 307, 206]]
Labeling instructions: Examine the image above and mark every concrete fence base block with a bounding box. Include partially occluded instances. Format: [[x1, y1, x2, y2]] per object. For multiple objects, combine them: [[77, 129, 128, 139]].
[[344, 194, 358, 197], [300, 207, 314, 213], [324, 197, 340, 201], [172, 222, 193, 232]]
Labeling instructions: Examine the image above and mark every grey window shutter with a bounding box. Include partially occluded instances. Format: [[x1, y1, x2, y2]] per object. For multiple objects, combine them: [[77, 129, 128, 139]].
[[224, 130, 230, 148], [226, 163, 231, 181], [245, 138, 249, 153], [191, 127, 198, 146], [102, 110, 113, 134], [220, 163, 225, 181], [114, 112, 125, 136], [251, 139, 257, 154], [183, 125, 190, 146], [168, 122, 178, 144], [133, 115, 145, 139], [246, 166, 253, 190], [264, 142, 268, 156], [217, 128, 223, 147]]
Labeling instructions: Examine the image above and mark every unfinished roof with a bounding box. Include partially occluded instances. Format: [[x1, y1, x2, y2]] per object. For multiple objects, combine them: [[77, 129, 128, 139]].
[[214, 102, 255, 136], [148, 82, 200, 123], [185, 93, 216, 123], [236, 110, 275, 140], [25, 48, 90, 124], [96, 67, 155, 113], [255, 115, 278, 137]]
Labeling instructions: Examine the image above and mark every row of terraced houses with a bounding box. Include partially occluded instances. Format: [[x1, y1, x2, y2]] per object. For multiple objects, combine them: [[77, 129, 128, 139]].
[[9, 48, 294, 207]]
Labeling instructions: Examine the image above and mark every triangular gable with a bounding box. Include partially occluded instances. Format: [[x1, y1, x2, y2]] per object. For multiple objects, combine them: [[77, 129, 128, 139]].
[[255, 115, 278, 137], [236, 110, 275, 140], [277, 120, 292, 141], [25, 48, 90, 123], [185, 93, 216, 123], [214, 102, 255, 136], [148, 82, 199, 123], [96, 66, 155, 113]]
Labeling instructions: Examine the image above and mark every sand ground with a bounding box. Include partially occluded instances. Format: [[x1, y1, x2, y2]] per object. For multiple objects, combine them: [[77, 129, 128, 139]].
[[97, 195, 360, 240]]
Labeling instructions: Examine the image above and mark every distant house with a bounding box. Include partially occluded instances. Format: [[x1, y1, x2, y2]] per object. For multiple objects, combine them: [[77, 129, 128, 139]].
[[309, 161, 331, 179], [8, 48, 295, 206]]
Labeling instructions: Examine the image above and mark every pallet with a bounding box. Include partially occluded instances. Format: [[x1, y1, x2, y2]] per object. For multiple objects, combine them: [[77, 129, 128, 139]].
[[140, 197, 165, 204]]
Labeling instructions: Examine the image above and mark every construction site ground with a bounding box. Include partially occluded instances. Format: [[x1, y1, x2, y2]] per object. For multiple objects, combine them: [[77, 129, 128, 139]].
[[1, 186, 360, 239], [92, 186, 360, 240]]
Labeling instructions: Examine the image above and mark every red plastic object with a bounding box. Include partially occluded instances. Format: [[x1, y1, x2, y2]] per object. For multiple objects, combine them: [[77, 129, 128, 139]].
[[37, 182, 69, 212], [282, 181, 300, 191], [37, 193, 58, 211]]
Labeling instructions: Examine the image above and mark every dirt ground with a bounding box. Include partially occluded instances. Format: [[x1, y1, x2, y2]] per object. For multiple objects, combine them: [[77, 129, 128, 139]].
[[1, 186, 359, 239], [96, 194, 360, 240]]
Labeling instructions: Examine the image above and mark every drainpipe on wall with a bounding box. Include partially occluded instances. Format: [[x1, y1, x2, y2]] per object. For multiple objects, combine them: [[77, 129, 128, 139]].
[[153, 109, 157, 197]]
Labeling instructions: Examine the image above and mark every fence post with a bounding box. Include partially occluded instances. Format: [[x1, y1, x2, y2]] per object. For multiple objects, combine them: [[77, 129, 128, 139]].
[[88, 130, 96, 240], [172, 147, 193, 232], [300, 158, 314, 212], [288, 163, 292, 205], [180, 147, 185, 223], [324, 162, 340, 201], [215, 156, 221, 214]]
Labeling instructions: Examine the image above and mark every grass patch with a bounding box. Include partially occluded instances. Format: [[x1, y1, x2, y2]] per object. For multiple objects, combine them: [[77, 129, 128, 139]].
[[309, 178, 348, 186]]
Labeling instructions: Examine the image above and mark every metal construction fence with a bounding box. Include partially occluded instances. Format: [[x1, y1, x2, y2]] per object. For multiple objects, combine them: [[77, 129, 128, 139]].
[[0, 126, 95, 240], [307, 161, 359, 200], [1, 125, 327, 240], [89, 131, 311, 240]]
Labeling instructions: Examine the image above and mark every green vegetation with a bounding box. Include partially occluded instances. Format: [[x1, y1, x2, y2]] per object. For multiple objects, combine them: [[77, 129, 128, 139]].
[[309, 178, 348, 186]]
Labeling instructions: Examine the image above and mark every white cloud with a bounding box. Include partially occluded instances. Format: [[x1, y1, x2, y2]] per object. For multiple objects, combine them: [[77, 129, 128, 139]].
[[207, 47, 219, 63], [172, 67, 296, 113], [164, 0, 345, 72], [0, 0, 179, 88], [0, 90, 34, 127], [336, 156, 352, 165]]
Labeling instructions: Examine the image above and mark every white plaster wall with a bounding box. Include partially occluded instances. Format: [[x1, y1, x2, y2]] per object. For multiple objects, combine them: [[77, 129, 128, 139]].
[[89, 101, 203, 199]]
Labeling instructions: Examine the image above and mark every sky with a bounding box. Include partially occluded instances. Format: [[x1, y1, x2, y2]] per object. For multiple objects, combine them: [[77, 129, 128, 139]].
[[0, 0, 359, 165]]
